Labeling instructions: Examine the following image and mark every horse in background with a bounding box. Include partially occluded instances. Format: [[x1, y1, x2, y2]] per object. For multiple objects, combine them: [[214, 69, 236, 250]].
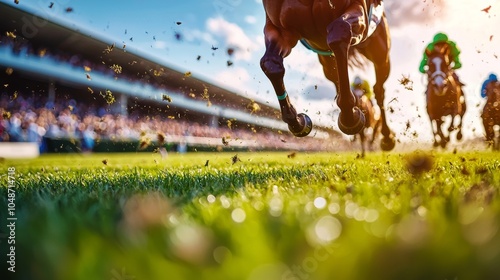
[[424, 43, 466, 148], [481, 81, 500, 150], [260, 0, 395, 151], [352, 85, 381, 157]]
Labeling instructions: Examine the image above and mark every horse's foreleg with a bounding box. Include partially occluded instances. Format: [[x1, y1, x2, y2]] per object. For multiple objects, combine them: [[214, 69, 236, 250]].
[[260, 22, 312, 137], [326, 6, 367, 135]]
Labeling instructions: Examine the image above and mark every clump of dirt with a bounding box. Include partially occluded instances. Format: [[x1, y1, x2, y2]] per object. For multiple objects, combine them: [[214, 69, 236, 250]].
[[404, 151, 434, 176]]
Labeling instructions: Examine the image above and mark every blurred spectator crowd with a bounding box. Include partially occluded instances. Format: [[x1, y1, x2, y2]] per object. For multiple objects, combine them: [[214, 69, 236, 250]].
[[0, 33, 348, 153], [0, 92, 346, 153]]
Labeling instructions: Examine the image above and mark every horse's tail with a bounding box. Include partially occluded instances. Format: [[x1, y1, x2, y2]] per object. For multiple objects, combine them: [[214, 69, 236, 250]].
[[348, 48, 369, 70]]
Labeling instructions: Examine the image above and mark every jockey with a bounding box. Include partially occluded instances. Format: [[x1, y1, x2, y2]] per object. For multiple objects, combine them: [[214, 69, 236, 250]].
[[419, 32, 464, 96], [351, 76, 373, 99], [481, 73, 498, 98], [419, 32, 463, 74]]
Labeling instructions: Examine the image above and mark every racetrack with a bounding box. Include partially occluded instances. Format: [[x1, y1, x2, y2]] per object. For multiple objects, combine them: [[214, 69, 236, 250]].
[[1, 151, 499, 280]]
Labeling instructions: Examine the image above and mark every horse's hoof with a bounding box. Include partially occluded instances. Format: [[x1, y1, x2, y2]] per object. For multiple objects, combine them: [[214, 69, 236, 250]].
[[457, 131, 463, 141], [288, 113, 312, 137], [433, 141, 439, 148], [380, 134, 396, 151], [338, 107, 365, 135]]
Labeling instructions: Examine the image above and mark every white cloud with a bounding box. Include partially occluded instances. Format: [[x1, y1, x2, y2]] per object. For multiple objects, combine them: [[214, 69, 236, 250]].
[[152, 40, 168, 49], [245, 15, 257, 24], [183, 29, 217, 46], [206, 17, 261, 61], [384, 0, 448, 28]]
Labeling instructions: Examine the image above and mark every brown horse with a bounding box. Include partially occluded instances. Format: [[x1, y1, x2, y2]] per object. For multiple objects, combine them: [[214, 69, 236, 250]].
[[260, 0, 395, 151], [352, 87, 380, 157], [481, 81, 500, 150], [424, 43, 466, 148]]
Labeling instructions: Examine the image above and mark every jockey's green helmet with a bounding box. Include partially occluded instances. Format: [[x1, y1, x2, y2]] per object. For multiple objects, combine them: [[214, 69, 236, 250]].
[[433, 32, 448, 43]]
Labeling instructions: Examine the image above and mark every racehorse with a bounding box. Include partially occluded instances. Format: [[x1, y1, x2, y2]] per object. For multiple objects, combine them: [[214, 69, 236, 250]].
[[424, 43, 466, 148], [352, 87, 380, 157], [260, 0, 395, 151], [481, 81, 500, 150]]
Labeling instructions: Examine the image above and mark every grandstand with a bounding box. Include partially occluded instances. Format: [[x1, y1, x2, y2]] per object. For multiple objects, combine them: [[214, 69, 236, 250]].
[[0, 2, 346, 156]]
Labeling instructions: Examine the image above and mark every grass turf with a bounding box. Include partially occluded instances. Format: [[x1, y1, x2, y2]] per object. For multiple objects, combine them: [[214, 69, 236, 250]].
[[1, 151, 499, 280]]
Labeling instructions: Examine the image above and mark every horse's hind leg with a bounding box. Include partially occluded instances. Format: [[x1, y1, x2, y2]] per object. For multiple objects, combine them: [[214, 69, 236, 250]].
[[431, 120, 440, 148], [430, 118, 446, 148], [483, 116, 495, 148], [495, 133, 500, 151], [370, 118, 381, 150], [260, 18, 312, 137], [326, 3, 368, 135], [356, 16, 395, 151], [449, 115, 464, 141], [456, 94, 467, 141], [456, 119, 463, 141], [496, 121, 500, 150], [435, 118, 448, 148]]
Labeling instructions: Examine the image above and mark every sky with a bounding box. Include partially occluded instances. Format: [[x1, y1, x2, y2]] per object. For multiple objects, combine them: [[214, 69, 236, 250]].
[[4, 0, 500, 145]]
